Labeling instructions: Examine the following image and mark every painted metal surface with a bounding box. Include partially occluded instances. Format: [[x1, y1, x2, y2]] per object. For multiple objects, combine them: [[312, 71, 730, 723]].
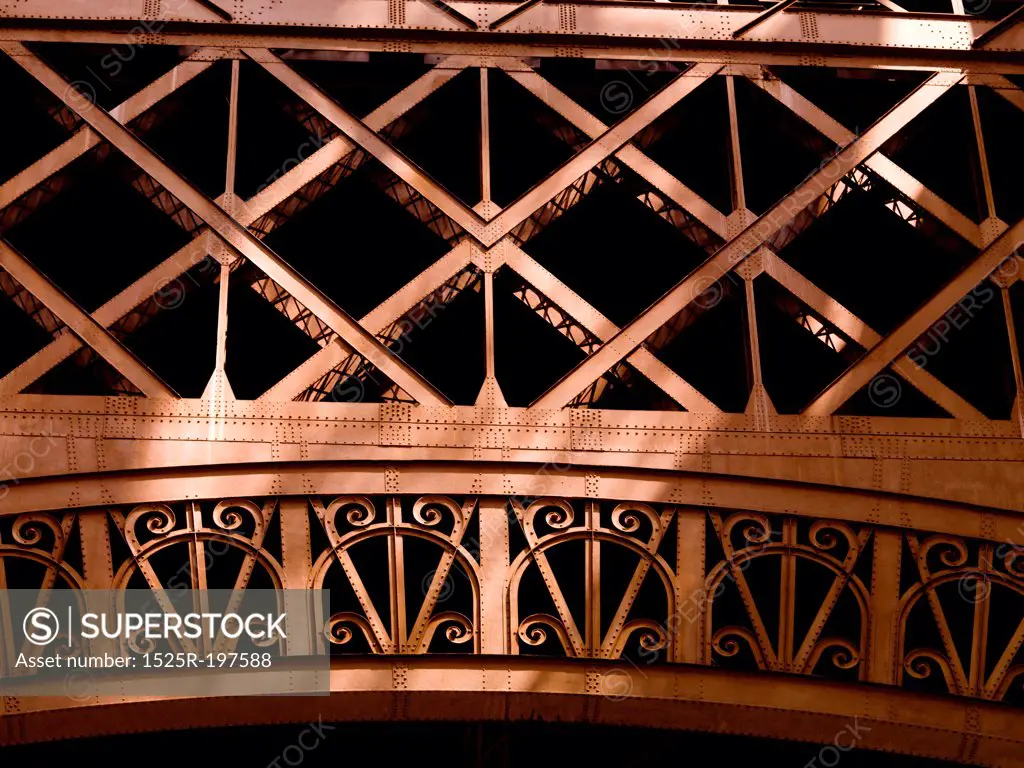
[[0, 4, 1023, 757]]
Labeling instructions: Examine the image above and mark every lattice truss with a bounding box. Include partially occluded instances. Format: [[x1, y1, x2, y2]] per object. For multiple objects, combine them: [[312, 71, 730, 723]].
[[0, 41, 1023, 421], [5, 494, 1024, 706]]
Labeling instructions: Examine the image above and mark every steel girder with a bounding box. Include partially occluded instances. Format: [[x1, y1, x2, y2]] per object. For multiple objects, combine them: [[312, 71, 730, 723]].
[[2, 1, 1024, 70], [0, 400, 1021, 518]]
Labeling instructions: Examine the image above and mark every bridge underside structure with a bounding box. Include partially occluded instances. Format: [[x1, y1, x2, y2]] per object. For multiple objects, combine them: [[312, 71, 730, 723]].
[[1, 1, 1024, 765]]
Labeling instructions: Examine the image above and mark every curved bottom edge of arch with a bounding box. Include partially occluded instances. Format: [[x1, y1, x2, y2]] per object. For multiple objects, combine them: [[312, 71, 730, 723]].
[[1, 657, 1021, 767]]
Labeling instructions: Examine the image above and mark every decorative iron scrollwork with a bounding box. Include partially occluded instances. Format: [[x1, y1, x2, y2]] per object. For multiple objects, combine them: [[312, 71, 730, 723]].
[[310, 495, 480, 654], [508, 498, 676, 659], [2, 494, 1024, 708], [899, 533, 1024, 701], [704, 512, 869, 678]]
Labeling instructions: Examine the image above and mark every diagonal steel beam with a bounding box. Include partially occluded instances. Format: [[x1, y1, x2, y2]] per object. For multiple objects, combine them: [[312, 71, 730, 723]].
[[806, 215, 1024, 415], [0, 55, 215, 213], [761, 250, 985, 420], [531, 71, 964, 409], [0, 265, 64, 338], [282, 223, 718, 409], [749, 72, 984, 247], [480, 63, 723, 247], [0, 237, 210, 396], [972, 2, 1024, 49], [966, 74, 1024, 115], [419, 0, 478, 29], [732, 0, 799, 39], [289, 264, 483, 404], [192, 0, 232, 21], [260, 241, 480, 401], [251, 62, 463, 230], [0, 156, 351, 395], [0, 55, 215, 349], [490, 0, 544, 30], [503, 243, 720, 412], [248, 48, 722, 248], [125, 63, 463, 346], [505, 67, 729, 238], [0, 240, 176, 398], [494, 88, 723, 257], [237, 64, 466, 348], [0, 62, 460, 396], [246, 48, 484, 236], [509, 161, 614, 245], [2, 41, 449, 407]]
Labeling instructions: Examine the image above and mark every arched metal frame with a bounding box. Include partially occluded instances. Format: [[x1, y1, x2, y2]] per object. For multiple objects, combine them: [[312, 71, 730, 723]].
[[506, 498, 676, 659], [0, 464, 1021, 768], [308, 495, 482, 654], [703, 513, 871, 677]]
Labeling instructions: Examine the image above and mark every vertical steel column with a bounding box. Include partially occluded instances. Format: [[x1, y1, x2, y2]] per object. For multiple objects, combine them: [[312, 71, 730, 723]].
[[279, 497, 314, 654], [674, 508, 706, 664], [969, 83, 997, 222], [744, 279, 765, 393], [729, 75, 772, 425], [1002, 288, 1024, 437], [0, 554, 11, 679], [868, 529, 903, 685], [726, 74, 746, 214], [585, 501, 601, 655], [477, 498, 510, 654], [969, 543, 994, 692], [79, 509, 119, 656], [225, 59, 241, 197], [484, 272, 496, 381], [207, 58, 241, 401], [79, 510, 115, 591], [480, 67, 492, 207], [777, 518, 797, 666], [215, 264, 231, 378], [742, 265, 774, 427], [386, 496, 408, 653]]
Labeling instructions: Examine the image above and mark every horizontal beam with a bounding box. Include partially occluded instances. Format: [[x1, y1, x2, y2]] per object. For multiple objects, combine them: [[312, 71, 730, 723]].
[[0, 450, 1021, 541], [0, 394, 1021, 519], [1, 1, 1023, 63]]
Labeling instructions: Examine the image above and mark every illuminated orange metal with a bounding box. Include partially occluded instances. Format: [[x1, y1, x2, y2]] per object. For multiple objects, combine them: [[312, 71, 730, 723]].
[[0, 3, 1022, 764]]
